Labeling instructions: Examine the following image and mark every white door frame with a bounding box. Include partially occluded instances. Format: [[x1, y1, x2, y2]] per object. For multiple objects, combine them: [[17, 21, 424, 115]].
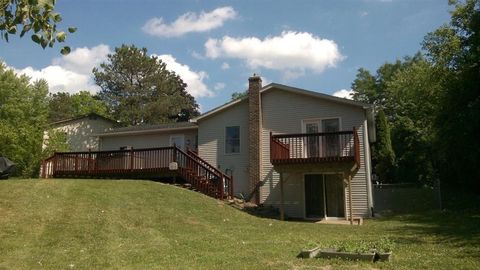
[[169, 134, 185, 149], [301, 117, 342, 158]]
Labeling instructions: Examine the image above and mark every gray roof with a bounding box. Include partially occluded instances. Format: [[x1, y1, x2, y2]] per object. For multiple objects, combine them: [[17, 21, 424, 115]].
[[50, 113, 117, 127], [98, 122, 197, 137]]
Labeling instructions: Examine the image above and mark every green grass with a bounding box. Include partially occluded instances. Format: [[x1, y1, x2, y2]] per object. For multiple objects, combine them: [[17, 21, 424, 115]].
[[0, 179, 479, 269]]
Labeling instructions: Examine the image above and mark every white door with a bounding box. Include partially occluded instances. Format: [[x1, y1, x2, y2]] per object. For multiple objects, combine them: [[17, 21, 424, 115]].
[[302, 118, 340, 158], [170, 135, 185, 150], [303, 120, 320, 158]]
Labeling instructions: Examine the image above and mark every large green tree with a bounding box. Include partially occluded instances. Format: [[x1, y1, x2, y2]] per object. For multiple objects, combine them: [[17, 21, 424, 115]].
[[0, 0, 76, 54], [47, 91, 109, 122], [0, 63, 49, 177], [93, 45, 199, 126], [352, 55, 442, 184], [423, 0, 480, 192]]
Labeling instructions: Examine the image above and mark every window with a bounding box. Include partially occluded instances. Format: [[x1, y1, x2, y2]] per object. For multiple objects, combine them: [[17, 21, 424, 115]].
[[225, 126, 240, 154]]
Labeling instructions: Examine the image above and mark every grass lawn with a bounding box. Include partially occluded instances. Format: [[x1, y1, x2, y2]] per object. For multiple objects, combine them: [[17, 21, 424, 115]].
[[0, 179, 479, 269]]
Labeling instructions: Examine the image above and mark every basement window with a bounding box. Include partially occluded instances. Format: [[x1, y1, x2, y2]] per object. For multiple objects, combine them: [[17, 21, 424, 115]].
[[225, 126, 240, 154]]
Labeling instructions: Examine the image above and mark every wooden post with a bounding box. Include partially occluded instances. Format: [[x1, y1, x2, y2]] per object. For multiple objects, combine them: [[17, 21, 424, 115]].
[[230, 175, 234, 199], [130, 148, 134, 172], [280, 172, 285, 221], [88, 149, 91, 174], [220, 175, 225, 200], [52, 153, 58, 178], [348, 173, 353, 225]]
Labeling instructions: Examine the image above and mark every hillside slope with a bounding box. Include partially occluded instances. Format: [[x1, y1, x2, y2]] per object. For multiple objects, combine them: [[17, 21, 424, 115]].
[[0, 179, 479, 269]]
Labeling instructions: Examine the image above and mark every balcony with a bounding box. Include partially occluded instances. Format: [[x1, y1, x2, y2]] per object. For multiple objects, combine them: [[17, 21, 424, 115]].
[[270, 128, 360, 167]]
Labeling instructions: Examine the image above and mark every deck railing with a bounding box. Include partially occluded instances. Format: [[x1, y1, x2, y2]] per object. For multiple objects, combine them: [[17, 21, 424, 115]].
[[41, 146, 233, 200], [270, 128, 360, 166]]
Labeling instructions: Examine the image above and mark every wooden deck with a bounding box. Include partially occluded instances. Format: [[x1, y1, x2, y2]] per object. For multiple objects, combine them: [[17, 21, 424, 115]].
[[41, 146, 233, 200], [270, 128, 360, 169]]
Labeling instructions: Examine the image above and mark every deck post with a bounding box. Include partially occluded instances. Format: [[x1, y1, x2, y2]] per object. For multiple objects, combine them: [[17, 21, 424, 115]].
[[52, 153, 57, 178], [230, 175, 234, 199], [220, 175, 225, 200], [348, 173, 353, 225], [280, 171, 285, 221], [88, 149, 91, 174]]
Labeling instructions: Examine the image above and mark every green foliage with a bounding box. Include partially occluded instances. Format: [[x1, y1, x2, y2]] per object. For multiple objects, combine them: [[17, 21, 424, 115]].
[[47, 91, 109, 122], [93, 45, 199, 126], [41, 129, 69, 159], [422, 0, 480, 192], [352, 0, 479, 192], [0, 0, 76, 54], [352, 55, 439, 184], [0, 63, 49, 177], [373, 110, 395, 182], [231, 91, 247, 101]]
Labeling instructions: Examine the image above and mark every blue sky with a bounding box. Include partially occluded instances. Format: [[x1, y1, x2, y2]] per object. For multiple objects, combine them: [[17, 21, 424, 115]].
[[0, 0, 451, 112]]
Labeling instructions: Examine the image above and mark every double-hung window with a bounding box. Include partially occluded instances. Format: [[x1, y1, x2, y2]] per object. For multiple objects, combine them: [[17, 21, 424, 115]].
[[225, 126, 240, 154]]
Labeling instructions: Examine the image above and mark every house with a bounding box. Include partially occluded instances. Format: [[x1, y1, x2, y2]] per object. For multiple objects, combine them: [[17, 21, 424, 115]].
[[44, 113, 116, 151], [44, 75, 375, 221]]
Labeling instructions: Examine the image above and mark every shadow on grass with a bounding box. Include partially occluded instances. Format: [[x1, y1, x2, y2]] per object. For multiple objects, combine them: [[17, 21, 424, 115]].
[[376, 195, 480, 259]]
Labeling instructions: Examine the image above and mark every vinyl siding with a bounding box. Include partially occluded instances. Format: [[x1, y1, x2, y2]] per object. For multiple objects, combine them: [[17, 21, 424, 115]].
[[260, 88, 371, 218], [99, 129, 197, 151], [50, 118, 114, 151], [197, 100, 250, 196]]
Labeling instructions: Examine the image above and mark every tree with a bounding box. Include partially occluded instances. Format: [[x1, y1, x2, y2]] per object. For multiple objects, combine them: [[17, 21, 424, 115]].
[[352, 55, 441, 184], [93, 45, 199, 126], [423, 0, 480, 192], [0, 63, 49, 177], [47, 91, 109, 122], [41, 129, 69, 159], [0, 0, 76, 54], [231, 91, 247, 101], [386, 59, 442, 185], [373, 110, 396, 183]]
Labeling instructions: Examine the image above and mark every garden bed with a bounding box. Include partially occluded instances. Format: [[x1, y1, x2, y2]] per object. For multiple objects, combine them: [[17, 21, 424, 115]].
[[299, 238, 393, 262]]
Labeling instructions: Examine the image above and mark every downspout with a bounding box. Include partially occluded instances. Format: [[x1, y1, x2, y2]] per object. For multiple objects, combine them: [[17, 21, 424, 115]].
[[364, 119, 374, 217]]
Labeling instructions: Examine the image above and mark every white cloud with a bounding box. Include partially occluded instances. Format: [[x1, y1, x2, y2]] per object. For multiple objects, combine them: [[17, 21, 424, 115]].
[[14, 65, 96, 93], [51, 44, 110, 74], [214, 82, 226, 90], [221, 62, 230, 70], [360, 11, 369, 17], [332, 89, 354, 99], [191, 51, 205, 59], [155, 54, 213, 98], [142, 6, 236, 37], [13, 44, 111, 94], [205, 31, 344, 78]]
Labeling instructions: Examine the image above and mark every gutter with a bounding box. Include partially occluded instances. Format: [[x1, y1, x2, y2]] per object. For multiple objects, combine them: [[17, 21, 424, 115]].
[[96, 126, 198, 137]]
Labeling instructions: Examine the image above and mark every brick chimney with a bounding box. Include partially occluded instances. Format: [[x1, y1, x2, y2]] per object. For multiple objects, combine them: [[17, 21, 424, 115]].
[[248, 74, 262, 204]]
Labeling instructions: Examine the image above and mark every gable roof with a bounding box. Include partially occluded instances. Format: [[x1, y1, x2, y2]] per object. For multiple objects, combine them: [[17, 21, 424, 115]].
[[50, 113, 117, 127], [191, 83, 372, 122], [98, 121, 197, 137]]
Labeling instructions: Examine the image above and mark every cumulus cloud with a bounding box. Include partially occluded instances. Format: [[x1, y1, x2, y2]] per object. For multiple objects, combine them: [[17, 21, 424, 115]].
[[221, 62, 230, 70], [142, 6, 236, 37], [332, 89, 354, 99], [214, 82, 226, 90], [155, 54, 213, 98], [205, 31, 344, 78], [51, 44, 110, 74], [13, 44, 111, 94]]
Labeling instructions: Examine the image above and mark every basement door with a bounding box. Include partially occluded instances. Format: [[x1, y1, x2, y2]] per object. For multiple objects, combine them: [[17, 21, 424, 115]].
[[305, 174, 345, 219]]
